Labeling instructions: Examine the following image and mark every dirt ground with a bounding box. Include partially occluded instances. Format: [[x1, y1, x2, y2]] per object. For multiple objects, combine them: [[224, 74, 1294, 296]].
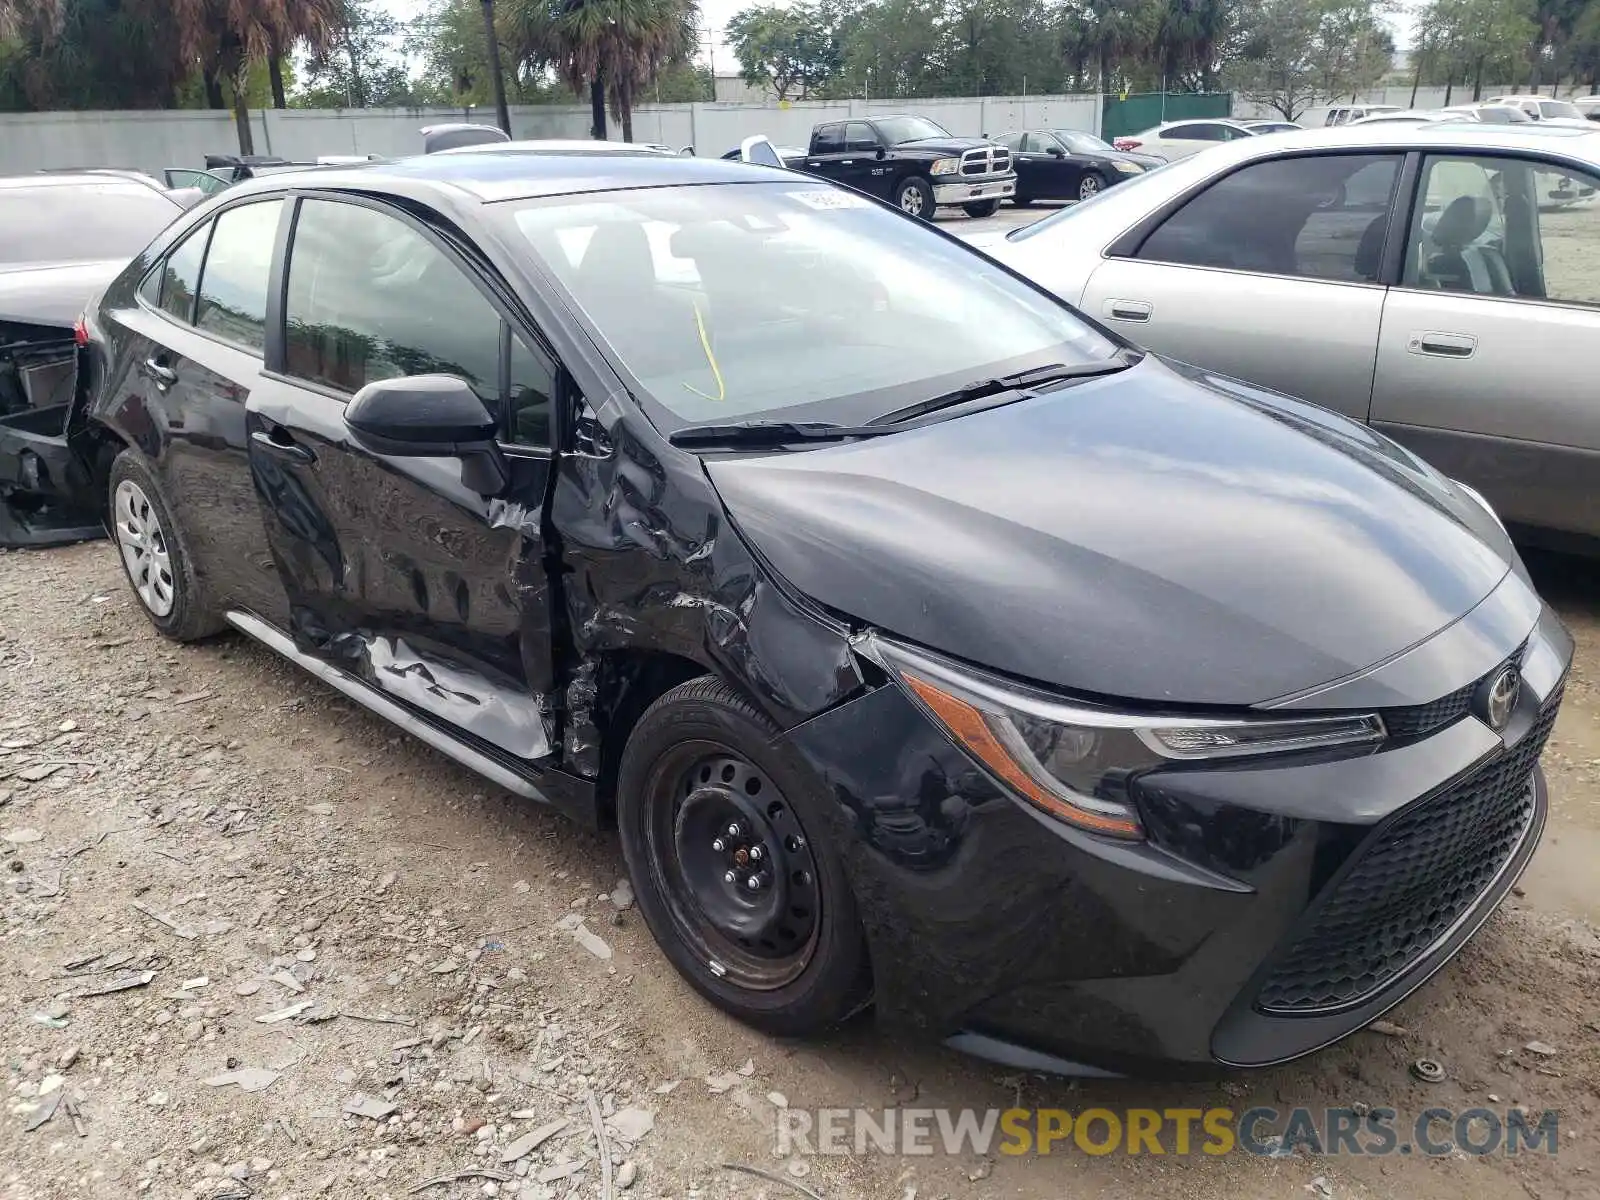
[[1, 541, 1597, 1200]]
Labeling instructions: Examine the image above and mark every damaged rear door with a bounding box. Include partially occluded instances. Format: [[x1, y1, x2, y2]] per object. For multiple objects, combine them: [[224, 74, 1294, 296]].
[[248, 193, 560, 761]]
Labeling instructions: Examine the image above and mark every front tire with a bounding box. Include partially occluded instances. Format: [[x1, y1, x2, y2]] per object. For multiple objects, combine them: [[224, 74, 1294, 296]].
[[108, 449, 222, 642], [963, 198, 1001, 218], [1078, 172, 1105, 201], [895, 176, 935, 220], [616, 676, 872, 1036], [1012, 195, 1035, 207]]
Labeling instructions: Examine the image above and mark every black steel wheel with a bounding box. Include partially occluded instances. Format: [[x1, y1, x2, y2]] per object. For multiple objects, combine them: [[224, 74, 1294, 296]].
[[617, 676, 872, 1034]]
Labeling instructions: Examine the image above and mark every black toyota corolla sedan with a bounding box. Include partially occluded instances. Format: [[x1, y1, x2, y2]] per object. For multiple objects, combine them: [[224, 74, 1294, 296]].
[[67, 149, 1568, 1075]]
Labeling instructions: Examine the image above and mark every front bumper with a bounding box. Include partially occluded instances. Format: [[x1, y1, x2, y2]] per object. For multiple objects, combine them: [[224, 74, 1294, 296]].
[[780, 601, 1571, 1075], [933, 173, 1017, 205]]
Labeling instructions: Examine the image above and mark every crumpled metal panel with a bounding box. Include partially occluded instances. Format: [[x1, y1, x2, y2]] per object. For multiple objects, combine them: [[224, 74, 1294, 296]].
[[365, 634, 551, 760]]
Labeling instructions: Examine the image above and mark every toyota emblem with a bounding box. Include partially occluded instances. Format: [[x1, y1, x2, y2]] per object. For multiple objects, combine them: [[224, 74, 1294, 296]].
[[1479, 666, 1521, 732]]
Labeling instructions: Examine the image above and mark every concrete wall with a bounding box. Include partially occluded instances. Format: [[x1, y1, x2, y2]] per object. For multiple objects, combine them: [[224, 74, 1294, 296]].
[[0, 93, 1104, 177]]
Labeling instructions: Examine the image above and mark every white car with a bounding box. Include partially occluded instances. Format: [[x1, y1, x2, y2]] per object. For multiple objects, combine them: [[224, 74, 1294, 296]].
[[1323, 104, 1401, 125], [969, 122, 1600, 541], [1484, 96, 1591, 126], [1112, 118, 1257, 160], [437, 138, 678, 156], [1441, 103, 1535, 125], [1351, 109, 1449, 125]]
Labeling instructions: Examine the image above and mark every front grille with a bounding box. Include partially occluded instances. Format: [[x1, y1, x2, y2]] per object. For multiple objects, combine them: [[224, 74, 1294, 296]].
[[1255, 688, 1561, 1014], [1380, 642, 1527, 739], [961, 146, 1010, 176]]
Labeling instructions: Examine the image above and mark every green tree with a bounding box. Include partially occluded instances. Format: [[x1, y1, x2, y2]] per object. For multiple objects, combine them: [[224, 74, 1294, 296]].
[[1417, 0, 1536, 100], [504, 0, 698, 141], [726, 2, 842, 99], [1227, 0, 1394, 119], [299, 0, 419, 106]]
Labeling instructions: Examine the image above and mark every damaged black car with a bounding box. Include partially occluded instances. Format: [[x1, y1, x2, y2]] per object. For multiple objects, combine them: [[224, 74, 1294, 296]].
[[73, 150, 1570, 1075], [0, 172, 191, 547]]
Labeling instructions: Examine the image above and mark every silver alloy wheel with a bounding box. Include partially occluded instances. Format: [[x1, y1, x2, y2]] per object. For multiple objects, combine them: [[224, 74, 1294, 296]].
[[1079, 175, 1101, 200], [113, 479, 176, 618], [900, 186, 925, 216]]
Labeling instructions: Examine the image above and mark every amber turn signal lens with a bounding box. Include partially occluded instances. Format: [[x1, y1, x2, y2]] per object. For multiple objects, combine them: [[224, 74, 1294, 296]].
[[903, 672, 1143, 838]]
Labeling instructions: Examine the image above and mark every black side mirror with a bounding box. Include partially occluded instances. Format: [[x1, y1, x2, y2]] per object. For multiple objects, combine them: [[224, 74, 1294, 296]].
[[875, 147, 886, 159], [1048, 146, 1064, 158], [344, 375, 507, 493]]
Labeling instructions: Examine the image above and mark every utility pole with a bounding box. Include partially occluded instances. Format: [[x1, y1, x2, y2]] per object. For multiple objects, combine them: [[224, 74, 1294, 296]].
[[481, 0, 512, 135]]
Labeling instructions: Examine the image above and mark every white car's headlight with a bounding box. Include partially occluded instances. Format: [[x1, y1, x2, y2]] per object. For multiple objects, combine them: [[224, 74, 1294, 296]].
[[930, 158, 962, 176], [859, 634, 1384, 840], [1455, 480, 1507, 533], [1111, 160, 1142, 174]]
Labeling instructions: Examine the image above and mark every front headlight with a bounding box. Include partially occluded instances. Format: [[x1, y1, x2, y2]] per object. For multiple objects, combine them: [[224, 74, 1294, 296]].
[[1111, 160, 1142, 174], [859, 634, 1384, 840], [930, 158, 961, 176]]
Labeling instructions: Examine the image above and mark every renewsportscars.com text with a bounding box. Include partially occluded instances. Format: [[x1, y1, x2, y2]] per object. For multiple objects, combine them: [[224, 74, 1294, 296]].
[[775, 1106, 1560, 1158]]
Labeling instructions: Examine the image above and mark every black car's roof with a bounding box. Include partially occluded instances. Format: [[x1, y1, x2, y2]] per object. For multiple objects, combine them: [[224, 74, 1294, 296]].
[[228, 149, 787, 205]]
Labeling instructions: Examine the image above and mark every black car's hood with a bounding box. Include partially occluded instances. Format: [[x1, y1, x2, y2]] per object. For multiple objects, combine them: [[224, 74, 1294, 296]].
[[706, 358, 1515, 707], [894, 136, 994, 155], [0, 259, 124, 328]]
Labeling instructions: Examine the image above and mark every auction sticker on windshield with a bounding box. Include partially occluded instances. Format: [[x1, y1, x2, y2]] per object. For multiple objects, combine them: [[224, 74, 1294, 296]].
[[787, 189, 873, 210]]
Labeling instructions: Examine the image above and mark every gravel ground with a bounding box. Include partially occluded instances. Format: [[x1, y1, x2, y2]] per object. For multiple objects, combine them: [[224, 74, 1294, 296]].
[[1, 539, 1598, 1200]]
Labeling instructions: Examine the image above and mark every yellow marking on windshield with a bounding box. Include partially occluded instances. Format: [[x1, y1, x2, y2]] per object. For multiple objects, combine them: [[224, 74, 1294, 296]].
[[682, 302, 726, 403]]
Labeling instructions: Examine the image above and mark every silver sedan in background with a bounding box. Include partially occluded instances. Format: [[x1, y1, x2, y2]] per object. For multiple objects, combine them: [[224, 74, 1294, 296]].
[[977, 123, 1600, 547]]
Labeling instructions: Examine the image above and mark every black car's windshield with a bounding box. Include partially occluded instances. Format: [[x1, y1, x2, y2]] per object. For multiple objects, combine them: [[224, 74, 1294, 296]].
[[874, 116, 952, 145], [1054, 131, 1114, 154], [501, 183, 1118, 430], [0, 183, 179, 264]]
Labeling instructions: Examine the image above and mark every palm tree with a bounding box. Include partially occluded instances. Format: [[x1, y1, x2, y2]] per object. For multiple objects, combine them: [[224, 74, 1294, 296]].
[[505, 0, 697, 142], [1, 0, 339, 137], [165, 0, 343, 150]]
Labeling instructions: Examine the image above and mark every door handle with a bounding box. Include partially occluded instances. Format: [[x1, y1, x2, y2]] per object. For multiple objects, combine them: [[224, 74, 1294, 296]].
[[1409, 331, 1477, 358], [251, 428, 316, 464], [143, 356, 178, 389], [1104, 298, 1153, 322]]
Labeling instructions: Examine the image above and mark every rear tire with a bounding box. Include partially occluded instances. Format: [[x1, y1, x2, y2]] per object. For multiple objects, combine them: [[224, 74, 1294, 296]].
[[963, 198, 1001, 218], [107, 449, 223, 642], [895, 176, 935, 220], [1012, 195, 1035, 207], [616, 675, 872, 1036]]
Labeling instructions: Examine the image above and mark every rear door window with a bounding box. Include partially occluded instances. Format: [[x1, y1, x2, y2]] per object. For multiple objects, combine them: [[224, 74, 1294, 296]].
[[148, 222, 210, 322], [1137, 154, 1401, 281], [812, 125, 844, 153], [195, 200, 283, 352]]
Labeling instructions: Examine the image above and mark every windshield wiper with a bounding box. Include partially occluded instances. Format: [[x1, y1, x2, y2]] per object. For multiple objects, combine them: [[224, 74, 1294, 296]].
[[668, 420, 898, 449], [870, 352, 1143, 426], [669, 353, 1144, 449]]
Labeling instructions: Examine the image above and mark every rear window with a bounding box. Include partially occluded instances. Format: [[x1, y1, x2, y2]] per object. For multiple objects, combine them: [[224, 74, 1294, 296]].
[[0, 183, 179, 265]]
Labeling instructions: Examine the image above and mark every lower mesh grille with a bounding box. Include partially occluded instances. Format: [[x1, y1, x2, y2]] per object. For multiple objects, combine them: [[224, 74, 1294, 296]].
[[1256, 691, 1560, 1014]]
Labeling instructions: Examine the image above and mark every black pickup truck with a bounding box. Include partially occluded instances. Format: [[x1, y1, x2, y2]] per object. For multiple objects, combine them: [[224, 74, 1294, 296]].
[[794, 114, 1016, 219]]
